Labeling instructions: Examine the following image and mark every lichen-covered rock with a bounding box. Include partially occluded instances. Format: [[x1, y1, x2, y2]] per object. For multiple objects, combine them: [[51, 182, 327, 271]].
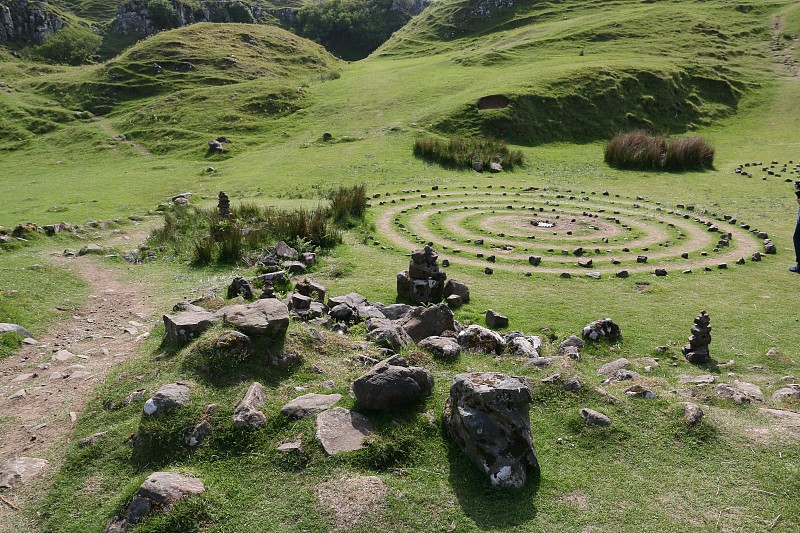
[[353, 355, 433, 411], [233, 382, 267, 427], [504, 332, 541, 357], [212, 330, 252, 359], [315, 407, 372, 455], [457, 325, 505, 354], [419, 336, 462, 361], [443, 372, 539, 488], [143, 383, 190, 416], [582, 318, 621, 342]]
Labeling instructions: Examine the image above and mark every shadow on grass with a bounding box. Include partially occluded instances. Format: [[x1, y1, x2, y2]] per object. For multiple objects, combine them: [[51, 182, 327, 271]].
[[444, 430, 539, 528]]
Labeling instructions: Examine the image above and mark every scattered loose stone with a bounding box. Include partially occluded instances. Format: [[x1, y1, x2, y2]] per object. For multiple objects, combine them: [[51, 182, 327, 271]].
[[457, 325, 505, 354], [579, 408, 611, 427], [771, 384, 800, 402], [233, 382, 267, 428], [227, 276, 255, 300], [624, 384, 656, 399], [315, 407, 373, 455], [78, 431, 108, 448], [365, 318, 412, 351], [715, 380, 763, 404], [682, 402, 704, 425], [281, 393, 342, 419], [443, 279, 470, 303], [186, 404, 218, 447], [104, 472, 205, 533], [678, 375, 716, 384], [0, 457, 49, 489], [0, 323, 33, 337], [442, 373, 539, 488], [418, 336, 461, 361], [596, 358, 630, 377], [353, 355, 433, 411], [504, 332, 542, 357], [143, 383, 190, 416], [485, 309, 509, 329]]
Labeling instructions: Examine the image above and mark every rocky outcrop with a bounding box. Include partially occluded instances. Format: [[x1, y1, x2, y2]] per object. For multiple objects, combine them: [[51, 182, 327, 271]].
[[0, 0, 65, 44], [443, 372, 539, 488]]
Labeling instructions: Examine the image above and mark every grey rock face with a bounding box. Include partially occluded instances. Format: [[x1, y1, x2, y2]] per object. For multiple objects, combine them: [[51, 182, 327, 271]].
[[715, 381, 763, 404], [222, 298, 290, 339], [365, 318, 412, 350], [579, 408, 611, 427], [315, 407, 373, 455], [419, 336, 462, 361], [397, 303, 455, 342], [0, 456, 49, 489], [504, 332, 542, 357], [443, 373, 539, 488], [281, 393, 342, 419], [443, 279, 470, 303], [0, 0, 65, 43], [458, 325, 505, 354], [143, 383, 190, 416], [295, 278, 326, 302], [380, 303, 412, 320], [353, 356, 434, 411], [682, 402, 704, 425], [485, 309, 509, 329], [163, 311, 218, 344], [104, 472, 205, 532], [582, 318, 621, 342], [0, 322, 33, 337], [233, 382, 267, 427]]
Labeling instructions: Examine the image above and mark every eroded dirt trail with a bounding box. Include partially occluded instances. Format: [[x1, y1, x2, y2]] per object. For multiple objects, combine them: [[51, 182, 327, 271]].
[[0, 252, 158, 520]]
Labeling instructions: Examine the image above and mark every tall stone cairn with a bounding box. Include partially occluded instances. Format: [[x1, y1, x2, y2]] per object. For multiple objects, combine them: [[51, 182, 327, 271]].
[[396, 245, 447, 304], [682, 310, 711, 364], [218, 191, 230, 218]]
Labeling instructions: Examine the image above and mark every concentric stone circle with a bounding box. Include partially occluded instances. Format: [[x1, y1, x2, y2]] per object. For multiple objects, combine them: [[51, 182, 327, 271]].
[[371, 185, 768, 277]]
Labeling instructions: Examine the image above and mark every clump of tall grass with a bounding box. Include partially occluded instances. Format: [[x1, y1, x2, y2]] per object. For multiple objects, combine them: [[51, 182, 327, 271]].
[[148, 203, 341, 265], [605, 130, 714, 171], [329, 184, 367, 227], [413, 136, 524, 169]]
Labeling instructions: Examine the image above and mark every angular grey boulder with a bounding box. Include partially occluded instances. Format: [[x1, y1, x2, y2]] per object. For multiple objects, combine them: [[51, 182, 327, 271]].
[[443, 279, 470, 304], [143, 383, 191, 416], [163, 311, 218, 344], [579, 408, 611, 427], [457, 325, 505, 354], [380, 303, 412, 321], [353, 355, 434, 411], [104, 472, 205, 532], [443, 373, 539, 488], [316, 407, 373, 455], [222, 299, 290, 339], [365, 318, 412, 351], [0, 323, 33, 338], [397, 303, 455, 342], [419, 336, 462, 361], [504, 332, 542, 357], [233, 382, 267, 428], [485, 309, 509, 329]]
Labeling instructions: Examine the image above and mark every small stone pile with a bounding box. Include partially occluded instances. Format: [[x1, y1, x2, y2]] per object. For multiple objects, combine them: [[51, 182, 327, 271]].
[[218, 191, 230, 218], [397, 245, 447, 304], [682, 310, 711, 364]]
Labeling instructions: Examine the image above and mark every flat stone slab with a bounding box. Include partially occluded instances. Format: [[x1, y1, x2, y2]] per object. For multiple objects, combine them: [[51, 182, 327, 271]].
[[679, 374, 716, 384], [281, 393, 342, 419], [222, 299, 290, 339], [596, 358, 630, 377], [162, 311, 218, 344], [0, 456, 49, 488], [316, 407, 372, 456], [759, 408, 800, 426]]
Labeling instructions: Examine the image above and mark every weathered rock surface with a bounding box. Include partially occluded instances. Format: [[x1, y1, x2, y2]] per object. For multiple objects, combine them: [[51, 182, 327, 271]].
[[419, 336, 462, 361], [0, 322, 33, 337], [597, 358, 630, 377], [233, 382, 267, 427], [397, 303, 455, 342], [579, 408, 611, 427], [143, 383, 190, 416], [380, 303, 412, 320], [682, 402, 704, 425], [163, 311, 218, 343], [281, 393, 342, 419], [104, 472, 205, 532], [504, 332, 542, 357], [443, 279, 470, 303], [227, 276, 255, 300], [485, 309, 509, 329], [315, 407, 373, 455], [212, 330, 252, 359], [458, 325, 505, 354], [365, 318, 412, 351], [0, 456, 49, 489], [772, 384, 800, 401], [582, 318, 621, 341], [715, 381, 763, 404], [353, 355, 433, 411], [443, 373, 539, 488], [222, 298, 290, 339]]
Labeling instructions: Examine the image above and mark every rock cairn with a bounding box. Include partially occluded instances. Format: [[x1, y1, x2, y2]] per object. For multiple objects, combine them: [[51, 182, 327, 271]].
[[682, 310, 711, 364], [218, 191, 230, 218], [397, 245, 447, 304]]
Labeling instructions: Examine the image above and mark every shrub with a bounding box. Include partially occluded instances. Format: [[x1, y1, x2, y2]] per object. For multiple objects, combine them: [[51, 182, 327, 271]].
[[148, 0, 179, 30], [413, 136, 524, 169], [605, 130, 714, 171], [34, 25, 101, 65], [329, 185, 367, 226]]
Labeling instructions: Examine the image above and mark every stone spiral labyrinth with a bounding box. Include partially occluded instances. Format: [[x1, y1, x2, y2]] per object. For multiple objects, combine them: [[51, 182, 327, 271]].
[[372, 185, 767, 277]]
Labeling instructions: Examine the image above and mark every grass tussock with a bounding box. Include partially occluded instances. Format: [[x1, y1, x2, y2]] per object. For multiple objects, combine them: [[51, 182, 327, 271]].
[[605, 130, 714, 171], [414, 136, 524, 170], [329, 184, 367, 227], [148, 203, 342, 265]]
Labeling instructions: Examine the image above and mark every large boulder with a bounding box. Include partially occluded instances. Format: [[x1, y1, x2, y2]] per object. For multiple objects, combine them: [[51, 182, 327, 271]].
[[233, 382, 267, 428], [143, 383, 190, 416], [104, 472, 205, 532], [163, 311, 218, 344], [222, 299, 290, 339], [365, 318, 412, 351], [396, 303, 455, 342], [443, 373, 539, 488], [353, 355, 434, 411], [458, 325, 505, 354], [419, 336, 462, 361], [443, 279, 470, 304]]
